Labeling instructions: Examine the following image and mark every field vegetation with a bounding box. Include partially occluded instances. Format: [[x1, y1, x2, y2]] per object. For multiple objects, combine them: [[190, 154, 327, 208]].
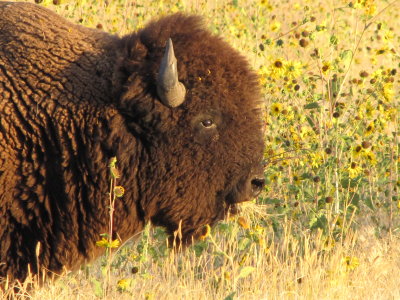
[[2, 0, 400, 299]]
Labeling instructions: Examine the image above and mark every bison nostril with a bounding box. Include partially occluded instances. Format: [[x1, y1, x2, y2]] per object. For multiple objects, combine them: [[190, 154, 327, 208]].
[[251, 178, 265, 196]]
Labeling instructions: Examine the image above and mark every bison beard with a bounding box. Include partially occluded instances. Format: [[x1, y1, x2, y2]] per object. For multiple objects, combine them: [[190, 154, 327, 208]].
[[0, 2, 265, 283]]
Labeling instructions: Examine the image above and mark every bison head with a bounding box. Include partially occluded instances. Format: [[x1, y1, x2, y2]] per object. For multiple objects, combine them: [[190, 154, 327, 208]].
[[114, 14, 265, 244]]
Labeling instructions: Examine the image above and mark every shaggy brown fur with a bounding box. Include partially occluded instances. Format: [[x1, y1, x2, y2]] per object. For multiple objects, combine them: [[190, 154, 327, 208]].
[[0, 2, 264, 283]]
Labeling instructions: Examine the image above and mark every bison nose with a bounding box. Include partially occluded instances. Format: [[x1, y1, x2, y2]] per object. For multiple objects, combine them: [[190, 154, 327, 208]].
[[250, 177, 265, 198]]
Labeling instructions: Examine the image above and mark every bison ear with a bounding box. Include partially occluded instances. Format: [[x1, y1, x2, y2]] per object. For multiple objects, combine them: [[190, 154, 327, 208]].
[[157, 38, 186, 108]]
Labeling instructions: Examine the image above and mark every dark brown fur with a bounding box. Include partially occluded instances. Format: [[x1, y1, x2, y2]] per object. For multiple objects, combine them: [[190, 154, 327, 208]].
[[0, 2, 264, 283]]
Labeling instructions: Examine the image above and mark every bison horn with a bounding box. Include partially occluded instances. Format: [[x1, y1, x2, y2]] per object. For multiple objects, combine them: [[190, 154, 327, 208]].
[[157, 38, 186, 107]]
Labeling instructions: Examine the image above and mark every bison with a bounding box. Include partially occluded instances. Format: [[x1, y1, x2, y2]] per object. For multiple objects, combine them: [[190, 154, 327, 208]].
[[0, 2, 265, 283]]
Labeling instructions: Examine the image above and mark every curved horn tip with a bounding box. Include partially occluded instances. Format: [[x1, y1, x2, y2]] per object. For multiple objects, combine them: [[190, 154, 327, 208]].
[[157, 38, 186, 107]]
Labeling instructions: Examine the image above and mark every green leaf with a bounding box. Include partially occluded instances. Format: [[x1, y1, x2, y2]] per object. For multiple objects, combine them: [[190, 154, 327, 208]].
[[329, 76, 343, 97], [91, 278, 103, 298], [193, 241, 208, 257], [330, 35, 338, 45], [224, 292, 236, 300], [341, 176, 363, 188], [237, 266, 255, 279], [304, 102, 320, 109], [313, 93, 323, 101], [350, 193, 360, 207], [238, 237, 252, 251], [306, 116, 316, 128], [301, 172, 313, 179], [216, 222, 232, 233], [309, 211, 328, 231], [364, 196, 374, 210], [340, 50, 353, 69]]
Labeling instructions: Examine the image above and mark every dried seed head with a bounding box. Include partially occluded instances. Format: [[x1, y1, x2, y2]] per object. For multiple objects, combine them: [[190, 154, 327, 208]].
[[361, 141, 371, 149], [299, 39, 309, 47]]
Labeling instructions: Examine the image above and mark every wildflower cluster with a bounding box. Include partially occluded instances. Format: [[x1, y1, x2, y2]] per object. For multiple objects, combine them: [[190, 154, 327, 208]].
[[255, 0, 399, 240]]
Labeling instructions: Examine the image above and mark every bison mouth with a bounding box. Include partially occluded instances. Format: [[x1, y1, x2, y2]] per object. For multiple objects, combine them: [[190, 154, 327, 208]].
[[162, 169, 265, 247], [176, 172, 265, 242], [218, 170, 266, 220], [224, 170, 265, 206]]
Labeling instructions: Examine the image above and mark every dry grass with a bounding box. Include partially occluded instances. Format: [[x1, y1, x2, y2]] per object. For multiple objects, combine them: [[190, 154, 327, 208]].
[[3, 221, 400, 299]]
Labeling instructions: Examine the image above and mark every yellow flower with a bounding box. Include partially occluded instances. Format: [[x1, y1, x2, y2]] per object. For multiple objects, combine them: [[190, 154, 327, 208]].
[[269, 172, 280, 182], [171, 5, 180, 13], [224, 271, 231, 280], [258, 66, 269, 86], [293, 3, 301, 10], [358, 101, 375, 119], [237, 217, 250, 229], [363, 150, 377, 165], [322, 237, 335, 251], [321, 61, 332, 75], [96, 237, 109, 248], [145, 292, 154, 300], [285, 107, 295, 121], [260, 0, 273, 9], [383, 30, 394, 43], [354, 0, 376, 16], [293, 174, 301, 185], [352, 145, 363, 158], [114, 186, 125, 197], [109, 239, 120, 248], [381, 82, 394, 102], [270, 21, 281, 32], [271, 103, 283, 116], [268, 59, 286, 79], [364, 1, 376, 16], [343, 256, 360, 271], [199, 224, 211, 240], [375, 47, 389, 55], [335, 216, 344, 228], [384, 108, 397, 122], [300, 126, 314, 139], [364, 122, 375, 136], [96, 237, 120, 248], [309, 152, 324, 168], [117, 278, 131, 291], [254, 225, 265, 234], [284, 61, 303, 79], [347, 162, 362, 179]]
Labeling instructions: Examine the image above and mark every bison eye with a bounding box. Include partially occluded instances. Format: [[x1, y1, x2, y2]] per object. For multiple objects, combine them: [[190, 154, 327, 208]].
[[201, 119, 214, 128]]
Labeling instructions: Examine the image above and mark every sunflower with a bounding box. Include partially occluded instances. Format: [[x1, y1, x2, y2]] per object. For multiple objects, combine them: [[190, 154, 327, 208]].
[[284, 60, 303, 79], [364, 122, 375, 136], [348, 162, 363, 178], [352, 145, 363, 158], [271, 103, 283, 116], [268, 59, 286, 79]]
